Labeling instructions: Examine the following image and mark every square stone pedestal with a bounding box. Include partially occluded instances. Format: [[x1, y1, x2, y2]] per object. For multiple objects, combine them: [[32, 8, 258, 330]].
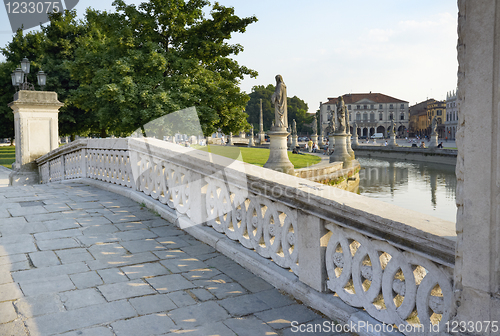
[[9, 90, 63, 186]]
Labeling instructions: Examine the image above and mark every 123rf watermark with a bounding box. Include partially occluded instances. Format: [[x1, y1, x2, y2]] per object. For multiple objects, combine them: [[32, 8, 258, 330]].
[[290, 320, 499, 334], [3, 0, 79, 32]]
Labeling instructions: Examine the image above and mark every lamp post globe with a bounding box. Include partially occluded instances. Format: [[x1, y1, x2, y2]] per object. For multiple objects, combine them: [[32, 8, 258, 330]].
[[21, 57, 30, 74], [37, 70, 47, 89]]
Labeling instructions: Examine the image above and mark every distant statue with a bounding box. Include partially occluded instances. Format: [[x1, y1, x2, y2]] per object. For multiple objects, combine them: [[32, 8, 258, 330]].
[[336, 96, 347, 133], [353, 122, 358, 136], [389, 119, 395, 135], [431, 116, 437, 135], [271, 75, 287, 128], [292, 119, 297, 135], [251, 125, 254, 136], [325, 116, 335, 135], [312, 116, 317, 135]]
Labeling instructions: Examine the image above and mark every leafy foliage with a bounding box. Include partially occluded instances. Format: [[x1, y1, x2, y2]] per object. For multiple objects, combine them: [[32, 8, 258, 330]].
[[0, 1, 258, 138], [68, 0, 258, 136]]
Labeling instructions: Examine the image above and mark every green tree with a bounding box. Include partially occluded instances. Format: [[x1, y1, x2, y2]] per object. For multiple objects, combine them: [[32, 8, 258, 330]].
[[41, 10, 94, 139], [68, 0, 257, 137], [245, 84, 313, 134], [0, 61, 17, 142]]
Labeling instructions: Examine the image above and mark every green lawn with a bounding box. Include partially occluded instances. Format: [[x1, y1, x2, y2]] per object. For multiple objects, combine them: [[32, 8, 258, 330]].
[[0, 146, 15, 168], [194, 145, 321, 169]]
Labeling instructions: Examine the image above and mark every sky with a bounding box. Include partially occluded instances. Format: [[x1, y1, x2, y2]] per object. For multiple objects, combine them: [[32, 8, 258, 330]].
[[0, 0, 459, 113]]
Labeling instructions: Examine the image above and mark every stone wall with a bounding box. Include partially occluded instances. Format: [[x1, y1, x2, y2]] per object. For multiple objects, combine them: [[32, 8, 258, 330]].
[[354, 146, 457, 165]]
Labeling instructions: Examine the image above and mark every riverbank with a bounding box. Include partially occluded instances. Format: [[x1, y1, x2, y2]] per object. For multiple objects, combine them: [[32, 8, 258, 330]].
[[353, 145, 457, 165]]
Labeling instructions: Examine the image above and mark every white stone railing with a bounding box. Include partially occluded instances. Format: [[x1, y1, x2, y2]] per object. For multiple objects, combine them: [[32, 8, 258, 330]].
[[36, 137, 457, 334]]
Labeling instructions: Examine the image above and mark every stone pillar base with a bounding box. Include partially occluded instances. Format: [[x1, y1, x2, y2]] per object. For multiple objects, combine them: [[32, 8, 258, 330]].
[[311, 135, 318, 146], [264, 127, 294, 175], [352, 137, 359, 147], [387, 135, 398, 147], [346, 136, 355, 159], [9, 168, 39, 186], [291, 135, 298, 149], [428, 134, 438, 148], [258, 133, 266, 145], [330, 134, 352, 167], [248, 137, 255, 147]]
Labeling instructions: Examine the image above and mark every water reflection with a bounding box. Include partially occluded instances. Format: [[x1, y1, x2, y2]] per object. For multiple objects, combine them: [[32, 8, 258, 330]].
[[357, 157, 457, 222]]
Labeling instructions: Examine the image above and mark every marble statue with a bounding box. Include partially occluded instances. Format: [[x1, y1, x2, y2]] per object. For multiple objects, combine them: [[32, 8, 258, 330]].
[[292, 119, 297, 135], [325, 115, 335, 135], [312, 116, 317, 135], [271, 75, 287, 128], [336, 96, 347, 133], [389, 119, 395, 135], [431, 116, 437, 135]]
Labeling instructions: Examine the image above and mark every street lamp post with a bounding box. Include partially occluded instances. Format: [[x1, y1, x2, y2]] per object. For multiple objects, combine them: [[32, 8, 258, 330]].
[[11, 57, 47, 91]]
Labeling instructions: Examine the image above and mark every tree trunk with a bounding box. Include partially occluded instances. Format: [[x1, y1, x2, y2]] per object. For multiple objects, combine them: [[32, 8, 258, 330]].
[[100, 128, 107, 138], [70, 134, 76, 142]]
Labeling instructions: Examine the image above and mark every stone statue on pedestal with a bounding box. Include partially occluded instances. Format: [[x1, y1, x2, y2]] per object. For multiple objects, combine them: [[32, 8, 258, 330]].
[[312, 116, 317, 135], [336, 96, 347, 134], [271, 75, 287, 128], [389, 119, 395, 135], [431, 116, 437, 135], [292, 119, 297, 135]]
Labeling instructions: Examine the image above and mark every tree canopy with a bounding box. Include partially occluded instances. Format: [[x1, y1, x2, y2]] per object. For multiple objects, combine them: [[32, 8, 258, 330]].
[[245, 84, 313, 134], [0, 0, 258, 139]]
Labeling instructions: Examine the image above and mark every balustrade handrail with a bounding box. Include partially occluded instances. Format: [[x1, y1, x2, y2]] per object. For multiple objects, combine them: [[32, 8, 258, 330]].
[[36, 137, 457, 334]]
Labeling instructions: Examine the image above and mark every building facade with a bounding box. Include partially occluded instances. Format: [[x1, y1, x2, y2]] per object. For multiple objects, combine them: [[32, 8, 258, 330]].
[[319, 93, 409, 138], [409, 99, 436, 137], [445, 90, 458, 140]]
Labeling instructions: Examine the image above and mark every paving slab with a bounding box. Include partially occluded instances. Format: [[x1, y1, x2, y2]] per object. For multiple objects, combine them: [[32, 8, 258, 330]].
[[0, 182, 350, 336], [129, 293, 177, 315], [111, 313, 177, 336]]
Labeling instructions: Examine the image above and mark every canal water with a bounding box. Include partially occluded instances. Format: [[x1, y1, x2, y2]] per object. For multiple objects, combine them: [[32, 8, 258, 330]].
[[356, 157, 457, 222]]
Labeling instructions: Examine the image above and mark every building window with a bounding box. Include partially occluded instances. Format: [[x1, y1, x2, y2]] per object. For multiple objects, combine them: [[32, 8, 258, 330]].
[[349, 113, 352, 121], [437, 110, 442, 116], [363, 113, 368, 121], [389, 104, 393, 109], [363, 105, 367, 110], [348, 105, 351, 110], [371, 104, 374, 109], [400, 103, 404, 109], [389, 113, 393, 120], [357, 105, 360, 110], [370, 113, 375, 121], [356, 113, 361, 121], [400, 113, 404, 120], [327, 105, 330, 110], [379, 113, 383, 120], [379, 104, 383, 109]]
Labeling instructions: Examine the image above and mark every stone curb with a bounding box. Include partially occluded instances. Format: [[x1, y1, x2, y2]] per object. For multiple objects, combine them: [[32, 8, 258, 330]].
[[55, 177, 403, 336]]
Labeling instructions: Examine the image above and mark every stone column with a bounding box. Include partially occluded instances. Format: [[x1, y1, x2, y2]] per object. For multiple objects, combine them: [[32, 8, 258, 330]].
[[9, 91, 63, 186], [258, 98, 266, 144], [352, 124, 359, 147], [387, 133, 397, 147], [428, 133, 438, 148], [328, 135, 335, 152], [329, 133, 352, 166], [264, 126, 294, 175], [454, 0, 500, 326]]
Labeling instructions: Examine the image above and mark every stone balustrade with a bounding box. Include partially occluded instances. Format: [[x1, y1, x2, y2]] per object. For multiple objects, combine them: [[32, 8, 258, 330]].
[[36, 137, 457, 335]]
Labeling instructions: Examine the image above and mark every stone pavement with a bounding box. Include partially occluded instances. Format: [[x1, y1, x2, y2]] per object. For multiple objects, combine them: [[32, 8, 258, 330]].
[[0, 178, 353, 336]]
